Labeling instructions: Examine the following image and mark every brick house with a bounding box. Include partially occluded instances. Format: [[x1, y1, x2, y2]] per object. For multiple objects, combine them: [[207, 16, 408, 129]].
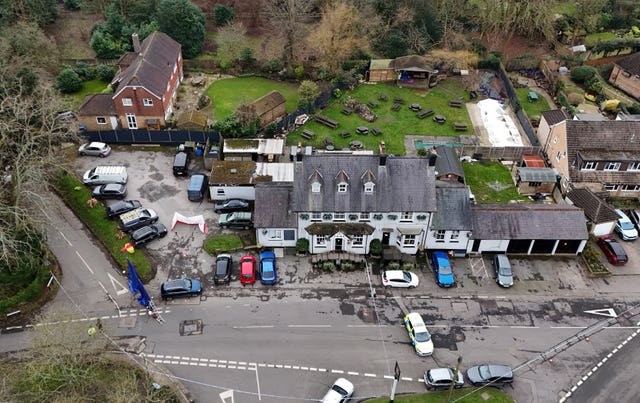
[[77, 32, 183, 131], [608, 52, 640, 101]]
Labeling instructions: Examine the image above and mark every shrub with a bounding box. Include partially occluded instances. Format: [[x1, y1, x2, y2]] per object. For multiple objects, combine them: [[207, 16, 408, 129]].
[[55, 68, 82, 93], [567, 92, 585, 106], [73, 63, 96, 81], [402, 262, 415, 271], [213, 4, 236, 26], [63, 0, 81, 10], [96, 64, 115, 82], [340, 261, 353, 271], [386, 261, 401, 270], [322, 261, 336, 272], [369, 239, 382, 256], [262, 58, 282, 74], [570, 66, 597, 83], [295, 238, 309, 254]]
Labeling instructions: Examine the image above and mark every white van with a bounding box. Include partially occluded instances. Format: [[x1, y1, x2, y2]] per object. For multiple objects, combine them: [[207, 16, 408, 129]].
[[83, 165, 128, 186]]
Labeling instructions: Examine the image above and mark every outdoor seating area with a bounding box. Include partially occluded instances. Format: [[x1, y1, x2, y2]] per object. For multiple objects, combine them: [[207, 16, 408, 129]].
[[454, 122, 468, 131], [356, 126, 369, 135], [349, 140, 363, 150], [418, 108, 434, 119], [368, 100, 378, 108], [433, 115, 447, 124], [314, 114, 339, 129], [379, 93, 388, 101], [340, 130, 351, 138], [394, 97, 404, 104], [341, 107, 353, 115], [302, 129, 316, 140], [391, 103, 401, 111], [409, 103, 422, 111]]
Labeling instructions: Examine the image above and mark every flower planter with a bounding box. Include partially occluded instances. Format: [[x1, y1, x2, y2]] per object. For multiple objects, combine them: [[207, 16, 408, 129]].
[[581, 255, 612, 278]]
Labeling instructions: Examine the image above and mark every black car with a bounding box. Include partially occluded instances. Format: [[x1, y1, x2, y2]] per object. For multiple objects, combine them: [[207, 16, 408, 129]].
[[214, 253, 233, 285], [92, 183, 127, 200], [172, 151, 191, 176], [214, 199, 250, 214], [160, 278, 202, 300], [131, 223, 168, 246], [105, 200, 142, 218]]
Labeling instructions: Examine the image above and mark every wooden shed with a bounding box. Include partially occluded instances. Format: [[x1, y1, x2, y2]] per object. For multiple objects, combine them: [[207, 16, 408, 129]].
[[177, 110, 208, 130], [248, 90, 286, 128], [368, 59, 395, 82]]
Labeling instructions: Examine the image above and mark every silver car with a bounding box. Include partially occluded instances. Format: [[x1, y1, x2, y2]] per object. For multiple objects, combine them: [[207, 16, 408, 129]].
[[466, 364, 513, 386], [78, 142, 111, 157], [493, 254, 513, 288]]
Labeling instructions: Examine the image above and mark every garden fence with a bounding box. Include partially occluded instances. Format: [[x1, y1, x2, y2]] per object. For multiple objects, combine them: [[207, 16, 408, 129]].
[[82, 129, 220, 145], [497, 63, 539, 146], [457, 145, 541, 161]]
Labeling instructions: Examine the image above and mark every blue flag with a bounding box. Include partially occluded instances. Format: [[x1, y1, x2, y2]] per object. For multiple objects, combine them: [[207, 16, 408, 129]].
[[127, 260, 151, 308]]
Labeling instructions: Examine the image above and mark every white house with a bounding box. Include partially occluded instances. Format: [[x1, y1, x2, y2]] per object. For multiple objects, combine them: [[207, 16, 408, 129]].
[[424, 185, 473, 255], [254, 182, 297, 251]]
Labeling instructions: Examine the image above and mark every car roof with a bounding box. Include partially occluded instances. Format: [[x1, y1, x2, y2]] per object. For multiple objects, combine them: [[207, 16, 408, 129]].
[[429, 368, 453, 380], [407, 312, 426, 328], [385, 270, 408, 280], [495, 254, 511, 266], [260, 251, 276, 259], [103, 183, 123, 190], [485, 364, 513, 377], [163, 279, 189, 290], [88, 142, 107, 148]]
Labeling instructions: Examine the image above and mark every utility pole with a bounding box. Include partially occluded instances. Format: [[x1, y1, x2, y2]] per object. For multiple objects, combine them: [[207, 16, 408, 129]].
[[446, 355, 463, 403], [390, 361, 401, 402]]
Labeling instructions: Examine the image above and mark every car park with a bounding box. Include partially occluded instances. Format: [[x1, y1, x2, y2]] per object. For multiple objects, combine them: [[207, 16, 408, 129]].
[[493, 254, 514, 288], [105, 200, 142, 218], [78, 142, 111, 157], [219, 211, 253, 229], [320, 378, 354, 403], [239, 255, 257, 285], [131, 223, 167, 246], [214, 254, 233, 285], [431, 251, 455, 288], [466, 364, 513, 386], [381, 270, 419, 288], [160, 278, 202, 300], [614, 209, 638, 241], [424, 367, 464, 390], [597, 235, 628, 265], [214, 199, 250, 214], [92, 183, 127, 200], [259, 251, 277, 285], [172, 151, 191, 176], [403, 312, 434, 356]]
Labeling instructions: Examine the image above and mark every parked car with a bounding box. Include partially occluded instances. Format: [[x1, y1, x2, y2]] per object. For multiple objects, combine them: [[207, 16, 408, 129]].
[[627, 209, 640, 232], [424, 367, 464, 390], [240, 255, 257, 285], [118, 208, 159, 233], [430, 251, 455, 288], [320, 378, 354, 403], [78, 142, 111, 157], [614, 209, 638, 241], [466, 364, 513, 386], [259, 251, 277, 285], [131, 223, 167, 246], [381, 270, 419, 288], [172, 151, 191, 176], [597, 235, 628, 265], [493, 254, 514, 288], [404, 312, 434, 356], [214, 254, 233, 285], [219, 212, 253, 229], [187, 173, 208, 202], [91, 183, 127, 200], [214, 199, 250, 214], [160, 278, 202, 300], [105, 200, 142, 218], [83, 165, 127, 186]]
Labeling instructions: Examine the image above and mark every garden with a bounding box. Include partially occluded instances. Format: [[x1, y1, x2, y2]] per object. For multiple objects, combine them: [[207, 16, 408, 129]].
[[462, 160, 529, 204]]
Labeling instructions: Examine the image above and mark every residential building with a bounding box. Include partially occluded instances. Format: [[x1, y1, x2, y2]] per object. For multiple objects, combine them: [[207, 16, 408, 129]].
[[424, 185, 472, 254], [209, 160, 294, 201], [608, 51, 640, 101], [566, 188, 617, 236], [537, 109, 568, 146], [433, 145, 465, 183], [254, 183, 297, 249]]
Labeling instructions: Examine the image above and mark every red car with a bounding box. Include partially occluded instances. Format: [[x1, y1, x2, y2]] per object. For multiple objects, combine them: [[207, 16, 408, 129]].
[[239, 255, 257, 285], [597, 235, 628, 265]]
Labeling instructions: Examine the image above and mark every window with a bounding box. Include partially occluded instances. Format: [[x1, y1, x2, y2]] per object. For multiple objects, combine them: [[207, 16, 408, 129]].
[[122, 98, 132, 106], [268, 230, 282, 240], [604, 184, 619, 191], [216, 189, 226, 197], [126, 113, 137, 129], [364, 182, 374, 193], [402, 234, 417, 247], [337, 183, 348, 193], [583, 161, 596, 170], [435, 230, 445, 242], [352, 235, 364, 246], [528, 181, 542, 187], [556, 151, 562, 161], [400, 212, 413, 222], [604, 162, 621, 171], [334, 212, 345, 221], [311, 212, 322, 222], [143, 98, 153, 106], [360, 212, 370, 221], [311, 182, 321, 193], [96, 117, 107, 125], [628, 162, 640, 171], [284, 230, 295, 241], [316, 235, 328, 247], [451, 231, 460, 243], [622, 184, 640, 191]]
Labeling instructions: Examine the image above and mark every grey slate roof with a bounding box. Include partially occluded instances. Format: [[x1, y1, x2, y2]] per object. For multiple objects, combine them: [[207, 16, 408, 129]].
[[615, 51, 640, 76], [541, 110, 569, 126], [566, 188, 618, 224], [114, 31, 181, 98], [472, 204, 588, 240], [431, 187, 472, 231], [434, 145, 464, 179], [517, 167, 557, 183], [291, 155, 436, 213], [253, 183, 297, 228], [77, 94, 116, 116]]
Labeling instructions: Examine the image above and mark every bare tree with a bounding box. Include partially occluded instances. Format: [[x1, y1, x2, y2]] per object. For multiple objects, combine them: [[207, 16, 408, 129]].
[[216, 21, 248, 66]]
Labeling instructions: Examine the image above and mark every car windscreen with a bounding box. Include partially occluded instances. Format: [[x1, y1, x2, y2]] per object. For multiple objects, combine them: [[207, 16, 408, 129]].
[[499, 266, 512, 276], [262, 262, 274, 277], [415, 330, 431, 342], [402, 271, 412, 282], [439, 264, 453, 275], [216, 261, 228, 275], [620, 221, 635, 230], [331, 385, 347, 396]]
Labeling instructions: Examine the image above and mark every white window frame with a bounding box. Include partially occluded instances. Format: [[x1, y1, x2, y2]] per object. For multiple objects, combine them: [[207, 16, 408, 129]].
[[143, 98, 153, 106], [334, 212, 345, 221], [604, 162, 621, 171], [316, 235, 328, 247], [402, 234, 417, 247], [311, 212, 322, 222], [400, 212, 412, 222], [435, 230, 445, 242], [311, 182, 321, 193], [364, 182, 374, 193], [337, 182, 348, 193], [451, 230, 460, 242], [126, 113, 137, 129], [604, 184, 619, 191], [622, 184, 640, 191], [628, 162, 640, 171], [96, 117, 107, 125], [352, 235, 364, 247], [583, 161, 596, 170], [556, 151, 562, 161], [359, 212, 370, 221], [122, 98, 133, 106], [268, 230, 283, 240]]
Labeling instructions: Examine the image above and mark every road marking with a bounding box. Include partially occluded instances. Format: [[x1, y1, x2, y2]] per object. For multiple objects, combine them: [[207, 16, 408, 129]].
[[331, 370, 344, 374], [288, 324, 331, 328], [76, 251, 94, 274], [364, 373, 376, 378], [233, 325, 274, 329], [107, 273, 129, 296], [348, 371, 359, 376], [584, 308, 617, 318], [58, 230, 72, 246]]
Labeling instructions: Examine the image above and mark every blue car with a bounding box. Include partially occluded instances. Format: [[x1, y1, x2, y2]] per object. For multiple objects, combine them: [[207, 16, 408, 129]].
[[431, 251, 455, 288], [259, 251, 277, 285]]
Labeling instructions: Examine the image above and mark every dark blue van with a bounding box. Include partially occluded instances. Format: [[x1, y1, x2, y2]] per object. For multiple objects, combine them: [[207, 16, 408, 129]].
[[187, 174, 208, 202]]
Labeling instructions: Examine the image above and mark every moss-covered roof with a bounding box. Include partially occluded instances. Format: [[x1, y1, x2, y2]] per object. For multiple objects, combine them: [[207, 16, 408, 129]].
[[304, 223, 375, 236], [210, 160, 256, 184]]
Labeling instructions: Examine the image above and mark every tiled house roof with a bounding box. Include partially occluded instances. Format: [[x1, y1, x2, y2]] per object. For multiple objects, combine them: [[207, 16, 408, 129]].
[[566, 188, 618, 224], [77, 94, 116, 116], [253, 183, 297, 228], [434, 145, 464, 179], [541, 110, 569, 126], [615, 51, 640, 76], [431, 187, 472, 231]]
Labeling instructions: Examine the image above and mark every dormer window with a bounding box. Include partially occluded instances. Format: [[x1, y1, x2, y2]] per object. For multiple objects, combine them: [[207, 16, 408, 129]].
[[312, 182, 321, 193], [364, 182, 374, 193], [337, 182, 348, 193]]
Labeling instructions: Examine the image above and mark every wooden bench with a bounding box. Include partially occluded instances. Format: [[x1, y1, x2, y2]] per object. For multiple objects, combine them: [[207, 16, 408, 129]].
[[340, 130, 351, 138], [341, 107, 353, 115], [324, 136, 334, 146], [453, 122, 468, 131], [314, 114, 339, 129], [372, 127, 382, 136], [449, 100, 463, 108], [368, 100, 378, 108], [417, 108, 434, 119], [379, 93, 388, 101], [391, 103, 401, 111], [301, 129, 316, 140], [394, 97, 404, 104]]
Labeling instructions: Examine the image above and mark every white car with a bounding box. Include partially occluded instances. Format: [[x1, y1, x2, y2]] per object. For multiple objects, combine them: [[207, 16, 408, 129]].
[[614, 209, 638, 241], [381, 270, 419, 288], [78, 142, 111, 157], [321, 378, 354, 403], [404, 312, 434, 356]]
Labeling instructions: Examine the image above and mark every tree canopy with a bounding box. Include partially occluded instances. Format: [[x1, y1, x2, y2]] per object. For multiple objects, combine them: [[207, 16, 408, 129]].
[[157, 0, 206, 59]]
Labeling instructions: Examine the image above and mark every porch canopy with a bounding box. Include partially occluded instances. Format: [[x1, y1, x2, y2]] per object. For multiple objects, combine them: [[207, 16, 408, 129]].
[[305, 223, 375, 236]]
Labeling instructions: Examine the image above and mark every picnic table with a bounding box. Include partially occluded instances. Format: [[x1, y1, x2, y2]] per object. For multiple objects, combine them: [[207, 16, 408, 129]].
[[409, 103, 422, 111], [356, 126, 369, 135], [528, 91, 539, 102], [391, 103, 401, 111], [433, 115, 446, 124], [349, 140, 363, 149]]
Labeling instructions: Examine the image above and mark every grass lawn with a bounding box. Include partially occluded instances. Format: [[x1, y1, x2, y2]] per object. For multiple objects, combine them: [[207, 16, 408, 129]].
[[551, 1, 577, 15], [515, 88, 551, 119], [463, 161, 529, 204], [364, 386, 514, 403], [63, 79, 111, 110], [584, 32, 617, 47], [204, 234, 244, 254], [204, 77, 300, 120], [288, 80, 473, 155]]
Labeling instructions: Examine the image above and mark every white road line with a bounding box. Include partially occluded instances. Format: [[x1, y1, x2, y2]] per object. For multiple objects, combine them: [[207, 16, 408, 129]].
[[287, 324, 331, 328], [384, 375, 394, 380], [58, 230, 72, 246], [75, 251, 94, 274], [364, 373, 376, 378], [233, 325, 274, 329], [348, 372, 359, 376], [510, 326, 539, 329], [331, 370, 344, 374], [400, 377, 412, 381]]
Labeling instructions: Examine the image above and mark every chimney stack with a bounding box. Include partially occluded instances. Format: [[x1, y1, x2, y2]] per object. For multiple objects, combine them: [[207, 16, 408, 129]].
[[132, 33, 141, 53], [379, 141, 387, 166], [428, 146, 438, 167]]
